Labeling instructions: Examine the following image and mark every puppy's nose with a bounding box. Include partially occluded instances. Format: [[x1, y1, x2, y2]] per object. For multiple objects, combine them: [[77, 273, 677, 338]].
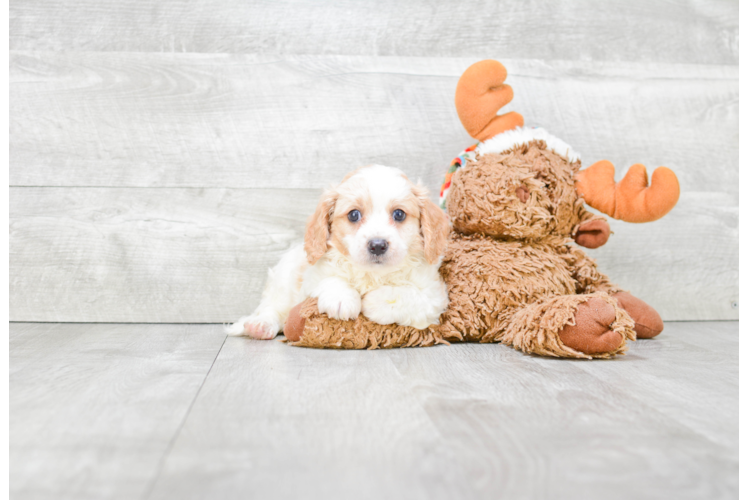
[[367, 239, 389, 256]]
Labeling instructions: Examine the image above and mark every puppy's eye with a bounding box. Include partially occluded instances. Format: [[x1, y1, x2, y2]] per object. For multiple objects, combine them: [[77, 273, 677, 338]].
[[348, 210, 361, 222], [392, 209, 406, 222]]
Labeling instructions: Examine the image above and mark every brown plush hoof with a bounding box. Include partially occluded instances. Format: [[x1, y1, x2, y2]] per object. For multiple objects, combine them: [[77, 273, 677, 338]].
[[613, 292, 664, 339], [558, 298, 622, 355], [283, 302, 306, 342]]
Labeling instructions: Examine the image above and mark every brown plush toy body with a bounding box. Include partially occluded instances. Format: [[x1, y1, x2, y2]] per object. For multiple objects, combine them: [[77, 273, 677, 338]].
[[286, 60, 678, 359]]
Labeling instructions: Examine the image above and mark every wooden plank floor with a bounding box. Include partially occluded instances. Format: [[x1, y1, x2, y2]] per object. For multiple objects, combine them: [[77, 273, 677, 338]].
[[10, 321, 738, 500]]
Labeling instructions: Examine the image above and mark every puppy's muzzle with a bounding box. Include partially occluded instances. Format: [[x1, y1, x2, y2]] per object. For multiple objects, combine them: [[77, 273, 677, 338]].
[[367, 239, 389, 256]]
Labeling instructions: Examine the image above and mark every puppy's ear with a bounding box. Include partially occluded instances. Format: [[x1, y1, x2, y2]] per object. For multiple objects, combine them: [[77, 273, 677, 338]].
[[304, 188, 337, 264], [413, 185, 450, 264]]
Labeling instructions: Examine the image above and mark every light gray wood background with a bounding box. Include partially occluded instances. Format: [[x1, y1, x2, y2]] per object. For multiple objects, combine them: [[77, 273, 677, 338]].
[[10, 322, 738, 500], [9, 1, 738, 322], [8, 4, 739, 498]]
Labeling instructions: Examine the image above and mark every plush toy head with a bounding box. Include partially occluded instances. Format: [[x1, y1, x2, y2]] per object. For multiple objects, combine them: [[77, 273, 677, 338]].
[[447, 141, 590, 243], [445, 59, 681, 248]]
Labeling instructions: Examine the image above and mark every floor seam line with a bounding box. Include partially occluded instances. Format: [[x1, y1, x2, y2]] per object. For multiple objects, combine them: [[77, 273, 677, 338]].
[[141, 334, 228, 500]]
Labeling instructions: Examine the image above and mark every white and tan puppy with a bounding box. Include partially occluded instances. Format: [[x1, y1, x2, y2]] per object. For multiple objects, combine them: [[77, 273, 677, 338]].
[[227, 164, 451, 339]]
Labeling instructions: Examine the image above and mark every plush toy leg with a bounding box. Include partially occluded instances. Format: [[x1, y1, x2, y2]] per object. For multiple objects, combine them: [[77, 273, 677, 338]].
[[565, 244, 621, 295], [503, 293, 635, 359], [284, 298, 447, 349], [438, 294, 502, 344], [283, 302, 306, 342], [612, 292, 664, 339]]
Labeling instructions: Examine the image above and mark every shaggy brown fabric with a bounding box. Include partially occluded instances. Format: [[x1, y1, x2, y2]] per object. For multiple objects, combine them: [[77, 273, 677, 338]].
[[288, 298, 448, 349], [288, 141, 646, 359], [448, 141, 584, 240]]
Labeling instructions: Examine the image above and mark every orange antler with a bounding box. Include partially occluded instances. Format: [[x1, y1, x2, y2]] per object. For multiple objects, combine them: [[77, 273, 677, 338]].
[[575, 161, 680, 223], [455, 60, 524, 141]]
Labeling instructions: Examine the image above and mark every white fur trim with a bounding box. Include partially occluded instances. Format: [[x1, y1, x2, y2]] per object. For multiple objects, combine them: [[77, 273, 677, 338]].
[[477, 126, 581, 163]]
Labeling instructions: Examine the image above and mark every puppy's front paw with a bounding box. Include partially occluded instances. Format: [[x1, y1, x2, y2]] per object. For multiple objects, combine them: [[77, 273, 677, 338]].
[[226, 314, 280, 340], [362, 286, 414, 328], [362, 286, 432, 329], [317, 287, 362, 321]]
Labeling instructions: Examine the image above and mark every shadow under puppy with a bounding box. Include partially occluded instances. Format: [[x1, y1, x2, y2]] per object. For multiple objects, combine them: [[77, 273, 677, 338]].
[[227, 164, 451, 339]]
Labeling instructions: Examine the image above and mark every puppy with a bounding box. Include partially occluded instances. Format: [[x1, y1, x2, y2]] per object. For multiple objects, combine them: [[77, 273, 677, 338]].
[[227, 165, 451, 339]]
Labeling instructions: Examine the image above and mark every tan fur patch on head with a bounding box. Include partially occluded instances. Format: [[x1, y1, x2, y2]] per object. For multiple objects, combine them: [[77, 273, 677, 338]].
[[304, 189, 337, 264], [339, 165, 373, 184], [411, 184, 450, 264], [329, 182, 372, 256], [329, 219, 351, 256], [386, 196, 419, 219]]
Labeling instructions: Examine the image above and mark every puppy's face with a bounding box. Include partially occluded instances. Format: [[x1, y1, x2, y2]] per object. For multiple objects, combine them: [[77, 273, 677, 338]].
[[304, 165, 449, 269]]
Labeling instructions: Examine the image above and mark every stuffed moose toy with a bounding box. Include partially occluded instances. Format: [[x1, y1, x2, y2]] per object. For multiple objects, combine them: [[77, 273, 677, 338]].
[[283, 60, 680, 359]]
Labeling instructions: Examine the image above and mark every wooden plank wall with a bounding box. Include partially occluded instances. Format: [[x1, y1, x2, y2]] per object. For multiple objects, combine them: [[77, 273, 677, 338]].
[[9, 0, 738, 322]]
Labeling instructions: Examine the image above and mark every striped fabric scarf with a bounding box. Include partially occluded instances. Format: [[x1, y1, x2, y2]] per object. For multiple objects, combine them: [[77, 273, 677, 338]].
[[438, 142, 479, 210]]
